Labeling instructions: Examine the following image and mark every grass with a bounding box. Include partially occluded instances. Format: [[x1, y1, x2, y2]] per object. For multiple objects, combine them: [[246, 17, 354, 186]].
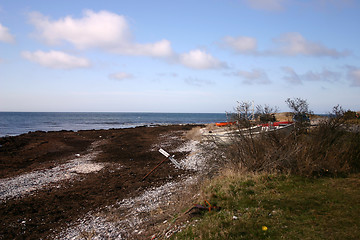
[[172, 172, 360, 240]]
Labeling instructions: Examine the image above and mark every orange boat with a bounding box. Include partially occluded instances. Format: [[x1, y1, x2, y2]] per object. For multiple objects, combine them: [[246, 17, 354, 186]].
[[215, 121, 236, 127]]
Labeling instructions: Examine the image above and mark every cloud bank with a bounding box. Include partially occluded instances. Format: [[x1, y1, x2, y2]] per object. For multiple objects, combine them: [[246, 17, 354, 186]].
[[221, 32, 349, 58], [282, 67, 341, 85], [273, 33, 349, 58], [21, 50, 91, 69], [27, 10, 226, 70]]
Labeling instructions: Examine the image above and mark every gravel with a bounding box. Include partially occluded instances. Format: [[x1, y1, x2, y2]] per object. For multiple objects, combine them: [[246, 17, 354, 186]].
[[174, 140, 209, 171], [56, 175, 198, 240], [0, 151, 105, 202], [56, 137, 209, 240]]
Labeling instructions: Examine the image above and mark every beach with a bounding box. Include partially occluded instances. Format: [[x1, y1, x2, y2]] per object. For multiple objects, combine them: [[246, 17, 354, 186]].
[[0, 125, 206, 239]]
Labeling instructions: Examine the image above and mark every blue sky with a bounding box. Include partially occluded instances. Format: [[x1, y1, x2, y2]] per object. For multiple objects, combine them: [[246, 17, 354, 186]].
[[0, 0, 359, 113]]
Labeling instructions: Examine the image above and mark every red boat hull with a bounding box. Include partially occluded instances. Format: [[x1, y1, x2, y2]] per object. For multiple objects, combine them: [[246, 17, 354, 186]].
[[215, 121, 236, 127]]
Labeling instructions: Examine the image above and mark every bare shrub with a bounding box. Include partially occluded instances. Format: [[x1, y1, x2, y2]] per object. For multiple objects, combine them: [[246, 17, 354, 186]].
[[256, 104, 279, 123], [286, 97, 312, 135], [216, 101, 284, 172], [214, 101, 360, 177], [230, 101, 255, 128]]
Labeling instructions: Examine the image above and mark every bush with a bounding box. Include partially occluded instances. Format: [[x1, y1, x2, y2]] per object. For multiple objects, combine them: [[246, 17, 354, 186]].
[[343, 110, 357, 120], [295, 120, 360, 176], [215, 103, 360, 177]]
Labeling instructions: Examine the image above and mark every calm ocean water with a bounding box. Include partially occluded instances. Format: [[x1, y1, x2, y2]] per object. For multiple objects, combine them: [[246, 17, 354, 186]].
[[0, 112, 227, 137]]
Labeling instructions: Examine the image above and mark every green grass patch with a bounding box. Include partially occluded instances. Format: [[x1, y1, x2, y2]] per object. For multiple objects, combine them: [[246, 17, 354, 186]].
[[172, 173, 360, 240]]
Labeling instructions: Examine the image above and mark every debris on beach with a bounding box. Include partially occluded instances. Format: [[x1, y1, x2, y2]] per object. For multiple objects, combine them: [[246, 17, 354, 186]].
[[142, 148, 181, 181]]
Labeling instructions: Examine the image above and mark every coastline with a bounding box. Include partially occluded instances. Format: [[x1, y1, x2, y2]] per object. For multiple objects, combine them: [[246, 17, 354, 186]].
[[0, 112, 226, 137]]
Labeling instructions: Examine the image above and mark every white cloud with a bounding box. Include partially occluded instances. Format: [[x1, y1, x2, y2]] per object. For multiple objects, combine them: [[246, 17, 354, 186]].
[[236, 69, 271, 84], [0, 23, 15, 43], [28, 10, 129, 48], [109, 72, 134, 80], [21, 50, 91, 69], [273, 32, 349, 58], [221, 36, 257, 54], [28, 10, 173, 58], [243, 0, 285, 11], [179, 49, 226, 70]]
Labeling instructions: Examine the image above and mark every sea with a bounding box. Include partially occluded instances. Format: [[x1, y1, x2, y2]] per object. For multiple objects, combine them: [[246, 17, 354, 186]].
[[0, 112, 227, 137]]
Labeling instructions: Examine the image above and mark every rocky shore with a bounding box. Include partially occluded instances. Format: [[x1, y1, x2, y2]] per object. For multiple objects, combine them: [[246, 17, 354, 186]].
[[0, 125, 207, 239]]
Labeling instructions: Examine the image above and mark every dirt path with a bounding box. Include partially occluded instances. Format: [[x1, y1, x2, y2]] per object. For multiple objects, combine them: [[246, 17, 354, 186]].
[[0, 125, 203, 239]]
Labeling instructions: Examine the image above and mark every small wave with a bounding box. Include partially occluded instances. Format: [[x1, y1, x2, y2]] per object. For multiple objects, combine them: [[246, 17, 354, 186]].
[[43, 121, 59, 126], [92, 122, 123, 125]]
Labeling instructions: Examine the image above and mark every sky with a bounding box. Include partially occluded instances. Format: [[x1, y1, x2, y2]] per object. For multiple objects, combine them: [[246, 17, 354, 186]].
[[0, 0, 359, 113]]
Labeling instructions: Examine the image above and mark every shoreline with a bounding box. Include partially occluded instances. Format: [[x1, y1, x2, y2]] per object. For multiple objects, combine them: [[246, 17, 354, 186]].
[[0, 112, 226, 138], [0, 123, 203, 138]]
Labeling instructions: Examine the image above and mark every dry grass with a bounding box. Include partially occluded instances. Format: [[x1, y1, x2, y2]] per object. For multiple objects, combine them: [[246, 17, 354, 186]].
[[274, 112, 292, 122], [185, 126, 203, 141]]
